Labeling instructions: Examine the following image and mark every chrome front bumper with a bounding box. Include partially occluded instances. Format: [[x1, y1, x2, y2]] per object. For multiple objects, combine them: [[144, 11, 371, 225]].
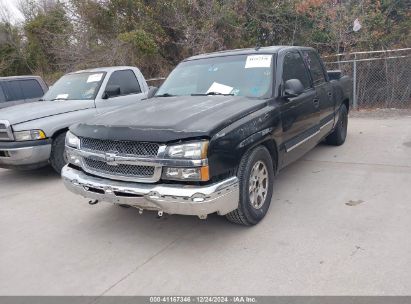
[[62, 165, 239, 218], [0, 144, 51, 169]]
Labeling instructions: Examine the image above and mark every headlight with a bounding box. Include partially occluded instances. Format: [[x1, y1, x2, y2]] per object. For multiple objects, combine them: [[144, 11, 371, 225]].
[[14, 130, 46, 141], [66, 149, 82, 166], [165, 141, 208, 159], [163, 141, 210, 181], [162, 166, 210, 182], [66, 131, 80, 148]]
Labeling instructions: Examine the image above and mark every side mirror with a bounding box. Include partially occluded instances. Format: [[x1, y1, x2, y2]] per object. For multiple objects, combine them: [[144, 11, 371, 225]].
[[284, 79, 304, 98], [327, 70, 342, 81], [102, 85, 121, 99], [147, 86, 158, 99]]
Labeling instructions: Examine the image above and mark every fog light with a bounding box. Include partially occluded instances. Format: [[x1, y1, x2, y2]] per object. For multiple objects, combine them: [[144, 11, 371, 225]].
[[165, 167, 180, 178], [192, 193, 206, 202], [162, 166, 209, 181], [181, 168, 201, 180], [66, 150, 81, 166]]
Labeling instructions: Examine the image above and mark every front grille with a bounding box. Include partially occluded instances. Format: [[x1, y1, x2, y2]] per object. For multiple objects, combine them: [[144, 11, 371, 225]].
[[80, 138, 159, 157], [83, 158, 155, 179], [0, 122, 12, 141]]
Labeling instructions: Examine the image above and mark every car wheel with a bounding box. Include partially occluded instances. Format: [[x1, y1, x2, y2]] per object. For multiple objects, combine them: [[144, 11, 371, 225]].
[[326, 104, 348, 146], [50, 132, 68, 174], [226, 145, 275, 226]]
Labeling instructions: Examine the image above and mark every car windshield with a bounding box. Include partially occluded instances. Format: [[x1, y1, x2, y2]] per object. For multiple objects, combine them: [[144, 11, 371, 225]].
[[156, 54, 274, 98], [42, 72, 106, 101]]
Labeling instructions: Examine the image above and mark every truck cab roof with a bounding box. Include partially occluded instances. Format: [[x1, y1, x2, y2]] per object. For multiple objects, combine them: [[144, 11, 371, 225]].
[[0, 75, 44, 81], [69, 66, 142, 75], [185, 46, 316, 61]]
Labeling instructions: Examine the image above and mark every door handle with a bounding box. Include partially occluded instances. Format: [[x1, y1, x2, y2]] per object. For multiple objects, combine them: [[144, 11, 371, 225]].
[[313, 99, 320, 108]]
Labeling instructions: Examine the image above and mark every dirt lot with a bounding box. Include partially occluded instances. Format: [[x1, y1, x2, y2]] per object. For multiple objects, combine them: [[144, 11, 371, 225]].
[[1, 112, 410, 296]]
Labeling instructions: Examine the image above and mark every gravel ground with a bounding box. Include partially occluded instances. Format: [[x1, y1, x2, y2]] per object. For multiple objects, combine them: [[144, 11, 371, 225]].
[[0, 114, 410, 296], [349, 108, 411, 119]]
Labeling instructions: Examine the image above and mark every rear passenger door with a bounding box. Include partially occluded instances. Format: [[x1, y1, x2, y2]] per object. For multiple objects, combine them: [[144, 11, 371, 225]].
[[280, 51, 320, 167], [96, 69, 145, 109], [302, 50, 335, 133]]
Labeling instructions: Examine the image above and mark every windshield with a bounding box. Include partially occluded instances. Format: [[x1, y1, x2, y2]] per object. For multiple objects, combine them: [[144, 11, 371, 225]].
[[42, 72, 106, 101], [156, 54, 274, 98]]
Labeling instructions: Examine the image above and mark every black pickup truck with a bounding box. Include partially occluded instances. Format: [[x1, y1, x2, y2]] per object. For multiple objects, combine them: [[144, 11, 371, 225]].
[[62, 46, 352, 225]]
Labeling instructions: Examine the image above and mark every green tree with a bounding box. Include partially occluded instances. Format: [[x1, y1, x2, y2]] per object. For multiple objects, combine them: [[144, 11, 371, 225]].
[[24, 1, 72, 75], [0, 22, 30, 76]]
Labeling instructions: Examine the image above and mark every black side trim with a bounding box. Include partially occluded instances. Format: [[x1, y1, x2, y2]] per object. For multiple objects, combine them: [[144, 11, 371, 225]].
[[284, 125, 319, 152], [320, 113, 335, 128], [0, 139, 52, 149]]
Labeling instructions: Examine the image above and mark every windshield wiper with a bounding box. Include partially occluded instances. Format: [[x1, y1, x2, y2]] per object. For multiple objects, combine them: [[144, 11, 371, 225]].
[[155, 93, 175, 97], [191, 92, 234, 96], [51, 98, 69, 101]]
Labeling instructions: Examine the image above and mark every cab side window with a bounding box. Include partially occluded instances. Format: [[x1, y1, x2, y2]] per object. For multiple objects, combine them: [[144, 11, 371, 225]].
[[303, 51, 327, 85], [0, 84, 6, 103], [282, 52, 311, 89], [19, 79, 44, 99], [2, 81, 24, 101], [106, 70, 141, 97]]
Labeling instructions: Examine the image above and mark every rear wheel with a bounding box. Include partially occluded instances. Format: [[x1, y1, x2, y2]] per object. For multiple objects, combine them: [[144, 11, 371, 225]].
[[326, 104, 348, 146], [226, 146, 275, 226], [50, 132, 68, 174]]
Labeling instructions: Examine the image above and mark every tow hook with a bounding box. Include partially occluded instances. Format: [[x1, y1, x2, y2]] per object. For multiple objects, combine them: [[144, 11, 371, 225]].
[[88, 199, 99, 205], [157, 210, 164, 217], [138, 208, 143, 215], [198, 214, 208, 220]]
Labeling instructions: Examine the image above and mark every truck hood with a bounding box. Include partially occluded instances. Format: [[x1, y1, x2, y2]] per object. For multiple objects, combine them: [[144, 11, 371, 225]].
[[0, 100, 95, 125], [71, 95, 268, 142]]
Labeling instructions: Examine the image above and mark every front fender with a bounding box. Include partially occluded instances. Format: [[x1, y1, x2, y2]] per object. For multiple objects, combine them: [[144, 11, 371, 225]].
[[12, 108, 98, 137], [208, 105, 281, 179]]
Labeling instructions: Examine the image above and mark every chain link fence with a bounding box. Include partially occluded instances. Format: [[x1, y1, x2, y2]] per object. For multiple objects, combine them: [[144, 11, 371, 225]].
[[148, 49, 411, 110], [323, 48, 411, 109]]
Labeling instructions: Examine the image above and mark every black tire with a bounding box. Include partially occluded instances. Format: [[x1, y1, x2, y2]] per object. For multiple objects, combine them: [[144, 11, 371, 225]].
[[50, 132, 68, 174], [118, 204, 131, 208], [226, 145, 275, 226], [326, 104, 348, 146]]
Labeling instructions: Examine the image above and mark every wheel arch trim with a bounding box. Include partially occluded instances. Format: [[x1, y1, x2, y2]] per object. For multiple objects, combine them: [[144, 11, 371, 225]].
[[237, 129, 279, 174]]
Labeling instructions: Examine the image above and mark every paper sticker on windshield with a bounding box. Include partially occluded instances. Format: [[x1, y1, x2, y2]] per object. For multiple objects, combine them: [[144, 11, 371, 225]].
[[207, 82, 234, 95], [245, 55, 272, 68], [87, 73, 103, 83], [56, 94, 68, 99]]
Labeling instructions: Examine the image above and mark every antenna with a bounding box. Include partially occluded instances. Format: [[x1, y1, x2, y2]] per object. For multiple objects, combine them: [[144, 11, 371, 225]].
[[255, 44, 261, 51]]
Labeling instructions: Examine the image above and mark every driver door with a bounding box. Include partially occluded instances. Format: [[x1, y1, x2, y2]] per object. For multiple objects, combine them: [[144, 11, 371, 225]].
[[95, 69, 145, 111], [279, 51, 321, 167]]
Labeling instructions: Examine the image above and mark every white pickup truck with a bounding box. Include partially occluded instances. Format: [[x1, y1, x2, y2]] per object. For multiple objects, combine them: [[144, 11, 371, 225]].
[[0, 66, 150, 173]]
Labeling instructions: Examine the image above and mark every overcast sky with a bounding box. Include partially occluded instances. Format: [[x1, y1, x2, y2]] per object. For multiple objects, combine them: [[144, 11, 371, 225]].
[[1, 0, 24, 23]]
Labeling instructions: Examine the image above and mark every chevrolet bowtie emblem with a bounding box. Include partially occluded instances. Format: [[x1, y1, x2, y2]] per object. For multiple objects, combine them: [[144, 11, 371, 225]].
[[104, 152, 118, 166]]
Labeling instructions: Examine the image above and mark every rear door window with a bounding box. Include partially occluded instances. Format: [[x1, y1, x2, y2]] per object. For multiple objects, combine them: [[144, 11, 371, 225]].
[[282, 52, 311, 89], [302, 51, 327, 85], [106, 70, 141, 97], [19, 79, 44, 99], [0, 84, 6, 103]]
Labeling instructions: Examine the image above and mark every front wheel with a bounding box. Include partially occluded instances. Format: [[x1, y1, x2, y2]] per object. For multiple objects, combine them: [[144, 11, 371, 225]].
[[226, 146, 275, 226], [50, 132, 68, 174]]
